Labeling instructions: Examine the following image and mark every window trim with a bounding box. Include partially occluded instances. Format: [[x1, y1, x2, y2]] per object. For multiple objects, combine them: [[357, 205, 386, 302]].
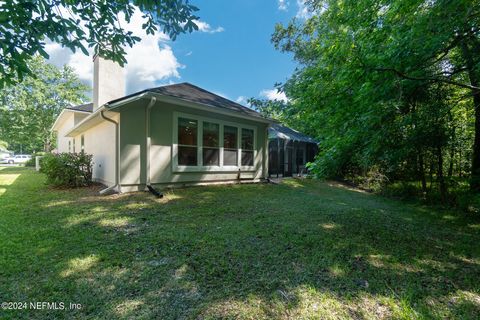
[[177, 117, 199, 166], [172, 112, 257, 172]]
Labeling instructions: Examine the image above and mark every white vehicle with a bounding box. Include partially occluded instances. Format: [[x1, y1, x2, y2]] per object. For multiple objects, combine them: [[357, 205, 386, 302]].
[[1, 154, 32, 164]]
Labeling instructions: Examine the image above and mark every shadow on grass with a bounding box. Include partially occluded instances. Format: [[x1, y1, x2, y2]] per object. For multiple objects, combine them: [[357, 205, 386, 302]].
[[1, 167, 480, 319]]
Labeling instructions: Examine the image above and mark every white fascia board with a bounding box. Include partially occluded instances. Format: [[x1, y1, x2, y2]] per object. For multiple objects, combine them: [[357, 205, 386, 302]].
[[64, 106, 107, 137], [63, 94, 146, 137], [51, 109, 92, 132]]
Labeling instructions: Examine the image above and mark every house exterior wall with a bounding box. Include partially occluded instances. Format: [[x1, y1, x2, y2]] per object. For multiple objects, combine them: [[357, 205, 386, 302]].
[[119, 99, 268, 191], [56, 112, 75, 153], [73, 115, 118, 186], [55, 112, 89, 153]]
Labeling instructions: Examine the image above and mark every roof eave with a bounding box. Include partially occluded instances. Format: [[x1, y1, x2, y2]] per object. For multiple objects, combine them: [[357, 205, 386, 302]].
[[106, 91, 275, 124], [63, 106, 116, 137]]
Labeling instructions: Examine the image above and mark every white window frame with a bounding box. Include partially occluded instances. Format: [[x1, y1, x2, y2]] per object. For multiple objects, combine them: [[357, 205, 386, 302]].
[[172, 112, 257, 172]]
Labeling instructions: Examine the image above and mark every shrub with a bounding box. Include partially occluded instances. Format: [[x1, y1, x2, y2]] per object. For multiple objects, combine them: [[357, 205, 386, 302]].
[[25, 157, 35, 167], [25, 152, 46, 167], [40, 152, 93, 187], [455, 191, 480, 214]]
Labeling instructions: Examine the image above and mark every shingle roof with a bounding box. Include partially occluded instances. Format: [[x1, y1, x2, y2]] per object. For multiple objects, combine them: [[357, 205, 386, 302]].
[[268, 123, 317, 143], [66, 103, 93, 113], [107, 82, 265, 119]]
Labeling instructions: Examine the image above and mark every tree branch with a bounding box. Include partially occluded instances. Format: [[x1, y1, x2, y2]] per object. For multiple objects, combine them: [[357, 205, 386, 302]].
[[371, 67, 480, 91]]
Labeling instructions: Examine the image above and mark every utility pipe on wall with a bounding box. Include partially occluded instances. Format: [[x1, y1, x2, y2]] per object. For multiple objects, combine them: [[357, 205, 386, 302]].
[[100, 110, 121, 194], [145, 97, 157, 188]]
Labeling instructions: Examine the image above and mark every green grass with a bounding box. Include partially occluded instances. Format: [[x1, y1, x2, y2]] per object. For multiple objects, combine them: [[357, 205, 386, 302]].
[[1, 167, 479, 319]]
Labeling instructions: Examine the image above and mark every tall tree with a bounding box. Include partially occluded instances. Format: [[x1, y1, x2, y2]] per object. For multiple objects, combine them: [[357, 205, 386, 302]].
[[0, 0, 199, 87], [0, 56, 88, 153], [272, 0, 479, 191]]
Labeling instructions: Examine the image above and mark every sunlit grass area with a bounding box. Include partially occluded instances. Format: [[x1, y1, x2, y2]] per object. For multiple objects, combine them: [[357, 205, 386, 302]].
[[0, 167, 479, 319]]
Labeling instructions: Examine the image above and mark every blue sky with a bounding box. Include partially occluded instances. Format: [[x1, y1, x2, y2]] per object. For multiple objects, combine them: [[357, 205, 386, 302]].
[[46, 1, 308, 104], [169, 0, 300, 103]]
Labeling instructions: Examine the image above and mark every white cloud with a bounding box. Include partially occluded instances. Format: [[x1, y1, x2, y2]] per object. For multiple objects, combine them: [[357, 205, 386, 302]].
[[235, 96, 250, 106], [278, 0, 289, 11], [193, 20, 225, 33], [45, 7, 183, 95], [296, 0, 312, 19], [260, 89, 289, 102]]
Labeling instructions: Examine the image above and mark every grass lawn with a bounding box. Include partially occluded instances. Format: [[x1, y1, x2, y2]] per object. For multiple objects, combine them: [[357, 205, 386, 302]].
[[1, 167, 479, 319]]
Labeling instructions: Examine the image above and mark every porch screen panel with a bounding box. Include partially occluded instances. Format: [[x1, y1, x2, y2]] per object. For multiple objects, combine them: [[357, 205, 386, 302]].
[[178, 118, 198, 166]]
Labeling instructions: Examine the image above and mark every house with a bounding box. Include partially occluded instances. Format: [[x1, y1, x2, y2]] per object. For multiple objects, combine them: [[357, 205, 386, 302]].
[[268, 123, 318, 177], [52, 55, 272, 193]]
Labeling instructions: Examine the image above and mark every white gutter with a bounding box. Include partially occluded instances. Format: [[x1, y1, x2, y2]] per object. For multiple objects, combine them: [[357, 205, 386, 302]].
[[51, 109, 90, 132], [145, 96, 157, 188], [63, 106, 105, 137], [99, 110, 121, 194], [63, 93, 148, 137], [106, 92, 148, 110]]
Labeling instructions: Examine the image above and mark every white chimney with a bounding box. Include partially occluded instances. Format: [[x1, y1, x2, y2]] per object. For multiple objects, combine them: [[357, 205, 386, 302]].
[[93, 54, 125, 111]]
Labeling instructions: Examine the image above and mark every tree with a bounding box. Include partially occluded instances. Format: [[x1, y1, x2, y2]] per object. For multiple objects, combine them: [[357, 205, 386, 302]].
[[0, 56, 88, 153], [0, 139, 8, 150], [271, 0, 479, 194], [0, 0, 199, 87]]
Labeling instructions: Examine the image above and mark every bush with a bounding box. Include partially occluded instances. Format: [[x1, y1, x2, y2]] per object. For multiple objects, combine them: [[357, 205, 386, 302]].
[[455, 191, 480, 214], [40, 152, 93, 187], [25, 152, 47, 167]]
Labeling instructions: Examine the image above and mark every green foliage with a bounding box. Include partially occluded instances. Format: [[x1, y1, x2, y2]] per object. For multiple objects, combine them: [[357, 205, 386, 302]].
[[0, 0, 199, 87], [271, 0, 480, 201], [0, 56, 88, 153], [2, 167, 480, 319], [40, 152, 93, 187], [24, 152, 46, 167]]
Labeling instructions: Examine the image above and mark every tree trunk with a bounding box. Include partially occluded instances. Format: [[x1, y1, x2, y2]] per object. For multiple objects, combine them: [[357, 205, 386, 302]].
[[419, 152, 427, 194], [461, 39, 480, 190], [437, 146, 447, 203], [429, 156, 434, 191], [459, 148, 463, 177], [448, 142, 455, 178]]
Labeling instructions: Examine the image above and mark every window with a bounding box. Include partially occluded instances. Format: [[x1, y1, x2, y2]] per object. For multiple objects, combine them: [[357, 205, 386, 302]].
[[241, 128, 254, 166], [223, 125, 238, 166], [68, 141, 71, 152], [174, 113, 255, 170], [81, 135, 85, 152], [203, 122, 219, 165], [73, 138, 76, 153], [178, 118, 198, 166]]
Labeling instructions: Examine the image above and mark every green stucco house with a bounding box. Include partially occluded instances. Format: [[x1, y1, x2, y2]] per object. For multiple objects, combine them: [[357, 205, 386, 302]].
[[52, 56, 272, 193]]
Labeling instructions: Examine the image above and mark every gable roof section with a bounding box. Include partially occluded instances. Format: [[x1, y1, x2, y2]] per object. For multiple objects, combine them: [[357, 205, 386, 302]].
[[66, 102, 93, 113], [268, 123, 317, 143], [107, 82, 265, 120], [63, 83, 272, 137]]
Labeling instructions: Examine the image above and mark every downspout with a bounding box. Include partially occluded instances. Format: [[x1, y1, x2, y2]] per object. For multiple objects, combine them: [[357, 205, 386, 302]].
[[145, 97, 163, 198], [99, 110, 121, 194]]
